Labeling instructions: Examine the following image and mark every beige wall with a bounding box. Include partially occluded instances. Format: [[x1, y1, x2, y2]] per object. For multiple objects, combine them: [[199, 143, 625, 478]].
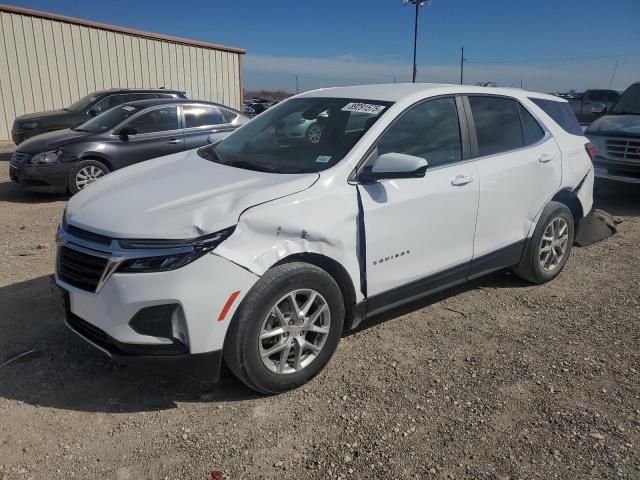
[[0, 10, 242, 140]]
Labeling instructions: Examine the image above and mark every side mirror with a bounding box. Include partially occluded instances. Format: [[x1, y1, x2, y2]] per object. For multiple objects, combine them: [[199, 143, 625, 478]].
[[590, 103, 607, 116], [358, 151, 428, 183], [88, 106, 102, 116], [117, 126, 137, 140]]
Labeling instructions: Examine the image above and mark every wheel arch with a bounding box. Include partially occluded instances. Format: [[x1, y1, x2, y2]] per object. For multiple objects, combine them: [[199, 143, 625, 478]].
[[551, 188, 584, 222], [273, 252, 358, 331], [76, 154, 114, 172]]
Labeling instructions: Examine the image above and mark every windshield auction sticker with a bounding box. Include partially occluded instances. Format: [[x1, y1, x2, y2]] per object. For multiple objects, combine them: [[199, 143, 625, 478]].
[[341, 103, 386, 115]]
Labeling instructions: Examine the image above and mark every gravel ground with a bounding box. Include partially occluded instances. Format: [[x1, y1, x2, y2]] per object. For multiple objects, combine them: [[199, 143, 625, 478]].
[[0, 153, 639, 480]]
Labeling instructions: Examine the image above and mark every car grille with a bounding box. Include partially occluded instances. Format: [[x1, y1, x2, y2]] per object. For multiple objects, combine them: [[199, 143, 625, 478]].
[[9, 151, 30, 167], [606, 139, 640, 162], [58, 246, 109, 292]]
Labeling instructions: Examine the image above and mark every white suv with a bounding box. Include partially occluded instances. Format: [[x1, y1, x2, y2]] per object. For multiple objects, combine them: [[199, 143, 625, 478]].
[[54, 84, 594, 393]]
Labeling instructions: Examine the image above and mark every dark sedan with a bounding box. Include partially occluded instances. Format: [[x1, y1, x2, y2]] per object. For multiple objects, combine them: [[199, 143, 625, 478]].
[[11, 88, 187, 144], [9, 99, 248, 194]]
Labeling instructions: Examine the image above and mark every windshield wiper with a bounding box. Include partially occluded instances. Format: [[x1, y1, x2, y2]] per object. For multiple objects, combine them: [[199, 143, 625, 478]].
[[223, 159, 280, 173]]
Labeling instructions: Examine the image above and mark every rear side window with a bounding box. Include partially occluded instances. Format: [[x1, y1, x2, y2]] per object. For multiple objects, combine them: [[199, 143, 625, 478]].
[[518, 104, 545, 146], [469, 96, 523, 156], [220, 109, 238, 123], [529, 98, 583, 136], [184, 106, 224, 128]]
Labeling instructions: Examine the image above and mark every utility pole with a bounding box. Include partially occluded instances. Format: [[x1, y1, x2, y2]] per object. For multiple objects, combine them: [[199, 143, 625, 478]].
[[460, 46, 466, 85], [403, 0, 431, 83], [294, 75, 299, 94]]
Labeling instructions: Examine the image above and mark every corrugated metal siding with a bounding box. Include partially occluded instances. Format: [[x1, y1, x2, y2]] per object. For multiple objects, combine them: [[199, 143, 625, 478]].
[[0, 10, 242, 140]]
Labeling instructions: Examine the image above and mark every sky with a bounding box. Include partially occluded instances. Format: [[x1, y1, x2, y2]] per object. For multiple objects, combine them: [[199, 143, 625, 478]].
[[7, 0, 640, 93]]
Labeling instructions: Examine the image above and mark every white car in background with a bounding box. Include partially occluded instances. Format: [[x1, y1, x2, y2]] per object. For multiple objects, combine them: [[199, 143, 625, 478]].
[[54, 84, 594, 394]]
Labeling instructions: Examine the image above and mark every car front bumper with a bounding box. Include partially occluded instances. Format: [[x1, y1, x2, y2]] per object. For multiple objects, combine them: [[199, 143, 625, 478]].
[[54, 249, 259, 381], [10, 161, 73, 193]]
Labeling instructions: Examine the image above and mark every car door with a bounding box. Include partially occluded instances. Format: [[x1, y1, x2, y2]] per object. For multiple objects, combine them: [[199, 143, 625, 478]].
[[182, 104, 237, 149], [115, 105, 184, 166], [465, 95, 562, 273], [357, 96, 480, 299]]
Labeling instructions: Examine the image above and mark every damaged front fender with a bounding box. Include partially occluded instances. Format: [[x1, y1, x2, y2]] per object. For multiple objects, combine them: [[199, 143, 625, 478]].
[[215, 183, 364, 301]]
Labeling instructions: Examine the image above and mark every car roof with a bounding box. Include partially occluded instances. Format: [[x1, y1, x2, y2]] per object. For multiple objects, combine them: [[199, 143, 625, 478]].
[[296, 83, 564, 103], [99, 88, 185, 95], [120, 98, 244, 113]]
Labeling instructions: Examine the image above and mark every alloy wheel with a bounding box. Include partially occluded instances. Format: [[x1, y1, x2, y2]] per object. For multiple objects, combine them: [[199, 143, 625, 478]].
[[259, 289, 331, 375], [75, 166, 105, 190], [539, 217, 569, 272], [306, 124, 322, 144]]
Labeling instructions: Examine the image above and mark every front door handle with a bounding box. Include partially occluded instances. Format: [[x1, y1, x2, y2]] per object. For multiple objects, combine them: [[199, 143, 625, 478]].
[[539, 153, 553, 163], [451, 174, 474, 186], [168, 139, 182, 145]]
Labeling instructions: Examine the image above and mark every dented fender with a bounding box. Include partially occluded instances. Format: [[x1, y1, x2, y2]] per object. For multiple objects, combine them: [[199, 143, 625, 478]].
[[215, 182, 364, 301]]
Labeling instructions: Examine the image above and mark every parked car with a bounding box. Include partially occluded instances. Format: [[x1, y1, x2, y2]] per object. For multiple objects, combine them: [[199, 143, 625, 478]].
[[585, 82, 640, 183], [10, 99, 247, 194], [11, 88, 187, 145], [53, 84, 593, 393], [566, 89, 620, 125], [244, 102, 269, 116]]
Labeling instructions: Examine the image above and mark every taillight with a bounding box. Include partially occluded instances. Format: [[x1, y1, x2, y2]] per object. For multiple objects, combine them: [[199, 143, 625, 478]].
[[585, 142, 596, 161]]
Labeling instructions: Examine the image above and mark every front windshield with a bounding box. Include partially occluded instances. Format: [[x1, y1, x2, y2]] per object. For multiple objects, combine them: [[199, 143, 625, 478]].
[[65, 93, 99, 112], [200, 97, 392, 173], [610, 84, 640, 115], [74, 104, 144, 133]]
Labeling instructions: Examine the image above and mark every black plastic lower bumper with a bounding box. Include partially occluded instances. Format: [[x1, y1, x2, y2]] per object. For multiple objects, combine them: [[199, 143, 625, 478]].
[[10, 162, 72, 193]]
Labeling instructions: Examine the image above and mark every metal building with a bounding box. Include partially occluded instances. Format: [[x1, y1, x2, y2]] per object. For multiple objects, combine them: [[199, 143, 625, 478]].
[[0, 4, 245, 140]]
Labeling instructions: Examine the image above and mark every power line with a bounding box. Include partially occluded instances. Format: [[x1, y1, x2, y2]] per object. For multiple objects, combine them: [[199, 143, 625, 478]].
[[465, 53, 640, 65]]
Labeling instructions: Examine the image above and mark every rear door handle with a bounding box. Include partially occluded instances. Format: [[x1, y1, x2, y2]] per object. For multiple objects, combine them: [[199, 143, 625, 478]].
[[168, 139, 182, 145], [539, 153, 554, 163], [451, 174, 474, 186]]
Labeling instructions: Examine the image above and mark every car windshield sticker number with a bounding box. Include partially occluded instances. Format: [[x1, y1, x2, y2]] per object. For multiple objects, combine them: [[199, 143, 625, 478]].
[[315, 154, 332, 163], [341, 103, 386, 115]]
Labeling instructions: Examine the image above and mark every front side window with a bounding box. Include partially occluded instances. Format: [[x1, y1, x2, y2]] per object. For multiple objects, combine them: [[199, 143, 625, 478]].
[[202, 97, 392, 173], [377, 97, 462, 167], [65, 93, 99, 112], [74, 104, 144, 133], [125, 106, 179, 134], [519, 104, 545, 146], [184, 106, 224, 128], [469, 96, 523, 156]]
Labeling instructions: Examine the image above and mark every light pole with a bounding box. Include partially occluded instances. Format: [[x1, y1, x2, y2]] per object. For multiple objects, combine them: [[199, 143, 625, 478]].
[[294, 75, 299, 94], [403, 0, 431, 83]]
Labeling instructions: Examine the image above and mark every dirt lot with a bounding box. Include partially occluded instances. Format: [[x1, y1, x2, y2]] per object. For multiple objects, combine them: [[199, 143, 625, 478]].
[[0, 150, 639, 480]]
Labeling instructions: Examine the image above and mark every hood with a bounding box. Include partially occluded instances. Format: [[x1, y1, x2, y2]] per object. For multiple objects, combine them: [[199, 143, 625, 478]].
[[66, 149, 319, 239], [586, 114, 640, 138], [17, 128, 92, 153], [15, 109, 70, 123]]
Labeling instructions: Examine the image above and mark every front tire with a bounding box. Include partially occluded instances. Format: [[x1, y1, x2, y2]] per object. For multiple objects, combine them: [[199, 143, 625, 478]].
[[514, 201, 575, 284], [223, 262, 344, 394], [68, 159, 109, 194]]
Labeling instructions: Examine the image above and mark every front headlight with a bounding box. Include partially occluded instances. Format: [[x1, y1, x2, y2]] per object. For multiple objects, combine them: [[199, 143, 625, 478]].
[[30, 149, 62, 165], [21, 122, 38, 129], [117, 227, 235, 273]]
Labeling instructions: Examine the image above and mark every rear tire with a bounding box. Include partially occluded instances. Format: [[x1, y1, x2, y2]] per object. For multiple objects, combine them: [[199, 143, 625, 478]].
[[223, 262, 344, 394], [68, 159, 109, 195], [514, 201, 575, 284]]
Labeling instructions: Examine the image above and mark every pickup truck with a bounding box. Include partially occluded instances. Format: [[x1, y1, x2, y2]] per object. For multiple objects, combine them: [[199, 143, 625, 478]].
[[566, 89, 620, 125], [585, 82, 640, 183]]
